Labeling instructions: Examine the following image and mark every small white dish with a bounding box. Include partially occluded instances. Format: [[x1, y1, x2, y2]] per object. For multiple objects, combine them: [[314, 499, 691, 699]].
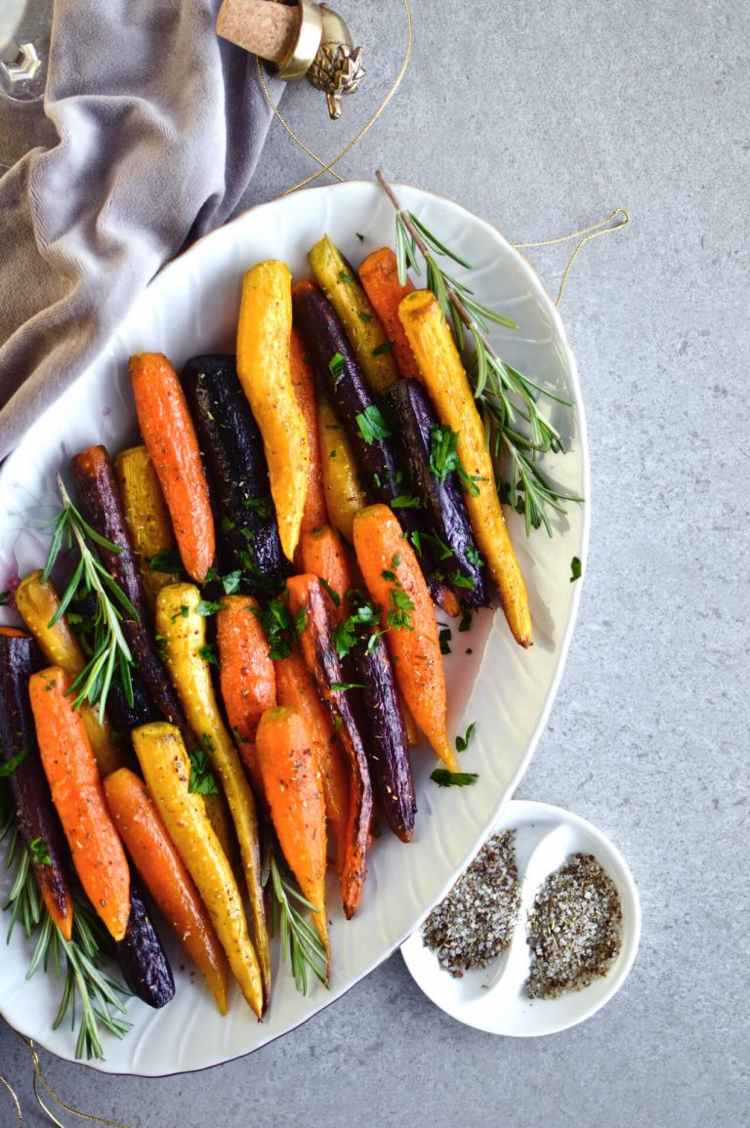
[[401, 800, 641, 1037]]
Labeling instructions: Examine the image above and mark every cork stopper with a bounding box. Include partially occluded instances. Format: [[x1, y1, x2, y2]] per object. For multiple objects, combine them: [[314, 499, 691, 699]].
[[216, 0, 300, 63]]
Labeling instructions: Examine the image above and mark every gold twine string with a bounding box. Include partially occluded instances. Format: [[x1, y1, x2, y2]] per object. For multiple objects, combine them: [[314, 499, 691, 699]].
[[257, 0, 628, 301], [513, 207, 631, 305], [0, 1036, 132, 1128]]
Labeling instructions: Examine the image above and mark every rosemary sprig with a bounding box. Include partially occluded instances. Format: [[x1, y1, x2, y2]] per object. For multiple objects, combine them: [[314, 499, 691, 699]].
[[269, 855, 328, 996], [1, 807, 131, 1060], [376, 170, 582, 536], [44, 475, 137, 720]]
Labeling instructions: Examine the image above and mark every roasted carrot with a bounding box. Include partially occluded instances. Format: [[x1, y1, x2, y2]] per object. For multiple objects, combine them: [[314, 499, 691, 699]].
[[256, 707, 329, 965], [132, 723, 263, 1017], [358, 247, 420, 380], [156, 583, 271, 1008], [216, 594, 276, 797], [290, 327, 327, 545], [275, 649, 349, 874], [300, 525, 356, 620], [316, 397, 367, 543], [236, 260, 310, 562], [399, 290, 532, 646], [352, 504, 458, 771], [29, 667, 131, 941], [115, 445, 182, 610], [104, 767, 230, 1014], [286, 574, 372, 918], [0, 631, 74, 940], [15, 571, 123, 777], [130, 352, 215, 584]]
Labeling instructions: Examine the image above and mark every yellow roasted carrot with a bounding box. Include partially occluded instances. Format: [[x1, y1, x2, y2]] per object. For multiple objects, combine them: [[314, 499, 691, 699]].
[[114, 445, 181, 610], [399, 290, 532, 647], [308, 235, 398, 394], [15, 571, 123, 776], [132, 723, 263, 1017], [316, 397, 367, 543], [236, 260, 309, 562], [155, 582, 271, 1009]]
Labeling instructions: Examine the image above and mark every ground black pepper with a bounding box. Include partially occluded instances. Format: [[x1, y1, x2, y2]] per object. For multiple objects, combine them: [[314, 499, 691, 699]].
[[422, 831, 520, 976], [525, 852, 622, 999]]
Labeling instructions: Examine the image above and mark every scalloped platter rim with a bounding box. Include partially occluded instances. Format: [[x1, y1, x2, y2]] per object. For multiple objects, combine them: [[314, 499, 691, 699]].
[[0, 181, 589, 1075]]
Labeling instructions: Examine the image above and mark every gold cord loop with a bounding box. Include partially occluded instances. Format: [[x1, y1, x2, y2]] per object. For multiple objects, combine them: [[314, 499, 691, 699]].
[[513, 207, 631, 306], [0, 1073, 23, 1123]]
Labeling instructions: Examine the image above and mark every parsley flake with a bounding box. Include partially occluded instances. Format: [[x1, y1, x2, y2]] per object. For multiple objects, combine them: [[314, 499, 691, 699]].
[[372, 341, 394, 356], [188, 737, 219, 796], [29, 836, 52, 866], [147, 549, 181, 573], [455, 722, 477, 753], [439, 627, 452, 655], [328, 352, 345, 381], [197, 599, 221, 617], [390, 494, 422, 509], [198, 643, 218, 665], [0, 747, 28, 778], [355, 405, 391, 444], [570, 556, 582, 583], [430, 769, 479, 788]]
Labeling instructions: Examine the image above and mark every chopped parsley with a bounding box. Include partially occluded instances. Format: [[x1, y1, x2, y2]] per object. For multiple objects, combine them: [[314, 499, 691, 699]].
[[439, 626, 452, 655], [465, 544, 482, 568], [355, 232, 365, 242], [220, 515, 236, 534], [338, 270, 354, 284], [222, 570, 242, 594], [450, 571, 476, 591], [332, 591, 379, 658], [188, 737, 219, 796], [372, 341, 394, 356], [198, 643, 218, 665], [358, 311, 373, 324], [253, 597, 305, 661], [171, 604, 189, 622], [197, 599, 221, 617], [381, 553, 401, 581], [329, 681, 366, 692], [155, 633, 168, 660], [390, 494, 422, 509], [430, 769, 478, 788], [242, 496, 273, 519], [319, 577, 341, 607], [0, 747, 28, 778], [328, 352, 345, 381], [388, 586, 414, 630], [147, 549, 181, 573], [28, 836, 52, 866], [428, 426, 482, 495], [355, 405, 391, 444], [458, 608, 473, 633], [455, 722, 476, 753], [570, 556, 582, 583]]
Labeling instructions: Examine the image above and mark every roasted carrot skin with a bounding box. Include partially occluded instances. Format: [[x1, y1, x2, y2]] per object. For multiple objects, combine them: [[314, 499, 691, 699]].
[[290, 328, 328, 543], [114, 445, 182, 610], [286, 574, 372, 918], [256, 707, 329, 965], [0, 633, 73, 940], [105, 767, 230, 1014], [130, 352, 216, 584], [358, 247, 420, 380], [29, 667, 131, 941], [217, 594, 276, 797], [116, 883, 175, 1009], [353, 505, 458, 772], [275, 649, 349, 876], [300, 525, 356, 621], [132, 723, 263, 1018], [316, 396, 368, 544]]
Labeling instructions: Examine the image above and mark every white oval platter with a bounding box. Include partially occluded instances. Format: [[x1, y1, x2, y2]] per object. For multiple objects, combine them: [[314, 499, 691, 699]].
[[0, 181, 589, 1074]]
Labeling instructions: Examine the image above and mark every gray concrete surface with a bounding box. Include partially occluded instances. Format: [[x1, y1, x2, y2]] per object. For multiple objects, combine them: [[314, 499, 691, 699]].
[[1, 1, 748, 1124]]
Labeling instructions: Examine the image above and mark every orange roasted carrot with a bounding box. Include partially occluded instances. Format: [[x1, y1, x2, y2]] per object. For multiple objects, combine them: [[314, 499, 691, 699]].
[[275, 649, 348, 874], [286, 574, 372, 918], [256, 707, 329, 966], [104, 768, 230, 1014], [358, 247, 420, 380], [129, 353, 215, 583], [300, 525, 356, 621], [290, 326, 327, 547], [216, 594, 276, 798], [29, 667, 131, 941], [352, 504, 458, 772]]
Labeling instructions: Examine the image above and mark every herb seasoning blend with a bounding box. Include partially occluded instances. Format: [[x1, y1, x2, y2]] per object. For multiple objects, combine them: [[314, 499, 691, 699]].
[[422, 831, 520, 976], [526, 852, 622, 999]]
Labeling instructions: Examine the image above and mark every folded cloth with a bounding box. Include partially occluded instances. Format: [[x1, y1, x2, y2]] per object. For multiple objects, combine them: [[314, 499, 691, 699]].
[[0, 0, 280, 460]]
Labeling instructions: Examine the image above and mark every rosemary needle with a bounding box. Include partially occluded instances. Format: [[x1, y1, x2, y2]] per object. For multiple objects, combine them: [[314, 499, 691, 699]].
[[376, 170, 582, 536], [1, 808, 131, 1061], [269, 855, 328, 996], [44, 474, 137, 721]]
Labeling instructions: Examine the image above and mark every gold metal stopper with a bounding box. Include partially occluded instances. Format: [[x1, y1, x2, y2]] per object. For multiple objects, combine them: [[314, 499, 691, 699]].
[[307, 3, 365, 119]]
